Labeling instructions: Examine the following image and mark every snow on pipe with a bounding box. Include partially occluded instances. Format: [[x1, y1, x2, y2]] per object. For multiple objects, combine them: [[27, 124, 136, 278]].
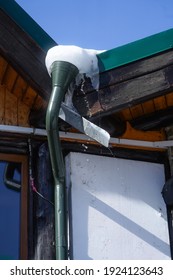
[[46, 46, 110, 147], [45, 45, 106, 260], [45, 45, 104, 90]]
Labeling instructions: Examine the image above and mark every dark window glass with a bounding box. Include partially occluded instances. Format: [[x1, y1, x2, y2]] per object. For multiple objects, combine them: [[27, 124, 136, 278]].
[[0, 162, 21, 259]]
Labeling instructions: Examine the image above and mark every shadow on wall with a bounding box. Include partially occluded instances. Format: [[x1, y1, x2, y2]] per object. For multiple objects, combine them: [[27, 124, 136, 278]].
[[69, 190, 170, 260], [66, 153, 170, 260]]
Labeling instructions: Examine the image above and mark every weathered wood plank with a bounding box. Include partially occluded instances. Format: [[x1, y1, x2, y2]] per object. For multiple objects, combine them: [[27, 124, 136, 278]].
[[122, 122, 165, 142], [5, 88, 17, 125], [74, 50, 173, 98], [0, 55, 8, 81], [120, 108, 133, 121], [0, 85, 5, 123], [0, 83, 32, 127], [32, 95, 47, 111], [100, 65, 172, 111], [153, 96, 167, 111], [130, 104, 144, 119], [0, 10, 51, 101], [73, 64, 173, 117], [99, 50, 173, 90], [166, 92, 173, 107], [17, 101, 30, 126], [33, 143, 55, 260], [131, 106, 173, 130], [12, 75, 28, 99], [2, 64, 18, 92], [141, 100, 155, 115], [22, 86, 37, 107]]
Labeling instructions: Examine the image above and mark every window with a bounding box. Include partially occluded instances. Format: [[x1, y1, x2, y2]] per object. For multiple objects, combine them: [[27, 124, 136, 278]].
[[0, 154, 28, 259]]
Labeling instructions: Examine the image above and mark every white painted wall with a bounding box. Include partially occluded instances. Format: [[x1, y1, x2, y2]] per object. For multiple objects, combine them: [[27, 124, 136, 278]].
[[65, 152, 171, 260]]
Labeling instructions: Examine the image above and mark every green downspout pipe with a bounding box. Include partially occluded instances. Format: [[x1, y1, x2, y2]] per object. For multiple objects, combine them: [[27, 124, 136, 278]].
[[46, 61, 79, 259]]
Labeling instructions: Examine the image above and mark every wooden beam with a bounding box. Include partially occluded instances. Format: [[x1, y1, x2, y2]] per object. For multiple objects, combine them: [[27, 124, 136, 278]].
[[75, 50, 173, 96], [0, 10, 51, 101], [99, 64, 173, 111], [131, 106, 173, 131], [99, 49, 173, 87], [73, 53, 173, 117], [33, 143, 55, 260]]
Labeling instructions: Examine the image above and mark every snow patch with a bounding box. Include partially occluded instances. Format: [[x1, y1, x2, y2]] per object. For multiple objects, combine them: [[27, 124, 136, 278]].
[[45, 45, 104, 90], [45, 45, 103, 76]]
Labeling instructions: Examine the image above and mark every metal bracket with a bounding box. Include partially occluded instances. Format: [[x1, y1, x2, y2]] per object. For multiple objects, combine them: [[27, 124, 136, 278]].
[[59, 102, 110, 147]]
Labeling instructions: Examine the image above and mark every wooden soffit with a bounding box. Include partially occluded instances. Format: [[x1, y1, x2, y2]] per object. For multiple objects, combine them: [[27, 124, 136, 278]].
[[0, 8, 51, 101]]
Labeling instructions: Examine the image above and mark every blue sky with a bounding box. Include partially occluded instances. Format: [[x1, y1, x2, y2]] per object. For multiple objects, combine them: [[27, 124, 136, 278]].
[[15, 0, 173, 50]]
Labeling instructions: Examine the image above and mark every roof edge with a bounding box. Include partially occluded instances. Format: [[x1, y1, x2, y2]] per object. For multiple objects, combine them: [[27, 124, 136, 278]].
[[0, 0, 57, 52], [98, 29, 173, 72]]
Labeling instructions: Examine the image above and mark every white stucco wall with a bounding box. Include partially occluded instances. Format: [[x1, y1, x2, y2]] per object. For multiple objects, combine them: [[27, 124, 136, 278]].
[[65, 152, 171, 260]]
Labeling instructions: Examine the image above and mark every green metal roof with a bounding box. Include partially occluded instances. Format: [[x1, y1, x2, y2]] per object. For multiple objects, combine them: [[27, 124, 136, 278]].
[[97, 28, 173, 73], [0, 0, 57, 52], [1, 1, 173, 73]]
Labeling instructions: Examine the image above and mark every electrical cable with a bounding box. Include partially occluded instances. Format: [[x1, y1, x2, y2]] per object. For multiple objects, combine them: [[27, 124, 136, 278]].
[[28, 138, 54, 206]]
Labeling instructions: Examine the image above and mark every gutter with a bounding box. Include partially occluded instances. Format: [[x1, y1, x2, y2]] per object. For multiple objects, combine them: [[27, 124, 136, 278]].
[[46, 61, 79, 260], [0, 124, 173, 149]]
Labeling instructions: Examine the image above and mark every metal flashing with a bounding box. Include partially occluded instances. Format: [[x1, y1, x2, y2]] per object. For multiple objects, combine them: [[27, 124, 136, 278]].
[[1, 1, 173, 73], [0, 0, 57, 52], [98, 29, 173, 72]]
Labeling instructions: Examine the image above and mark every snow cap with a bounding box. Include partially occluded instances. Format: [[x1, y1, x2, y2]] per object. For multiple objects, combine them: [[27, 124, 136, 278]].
[[45, 45, 104, 76]]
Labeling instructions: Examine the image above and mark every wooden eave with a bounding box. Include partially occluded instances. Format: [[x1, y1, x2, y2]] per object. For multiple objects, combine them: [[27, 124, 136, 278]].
[[73, 47, 173, 133], [1, 0, 173, 140], [0, 8, 51, 101], [0, 2, 55, 128], [74, 47, 173, 114], [0, 55, 48, 127]]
